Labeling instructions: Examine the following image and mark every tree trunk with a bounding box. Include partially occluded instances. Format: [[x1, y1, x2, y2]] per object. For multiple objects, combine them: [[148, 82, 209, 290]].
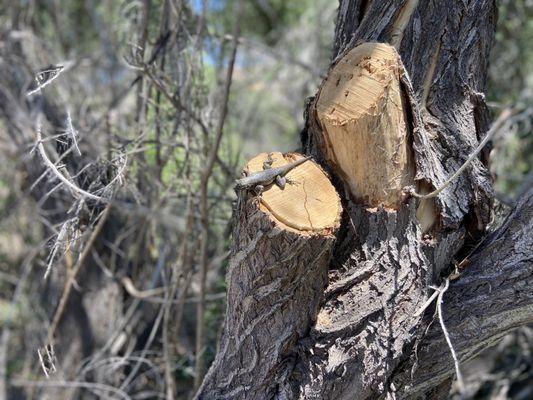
[[197, 152, 342, 399], [198, 1, 533, 399]]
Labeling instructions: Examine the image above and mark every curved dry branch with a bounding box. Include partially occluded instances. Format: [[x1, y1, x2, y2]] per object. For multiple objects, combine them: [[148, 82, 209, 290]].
[[35, 117, 107, 203]]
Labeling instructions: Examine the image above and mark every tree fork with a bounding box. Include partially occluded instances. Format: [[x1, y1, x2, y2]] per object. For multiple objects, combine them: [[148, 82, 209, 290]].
[[195, 1, 517, 399], [290, 0, 500, 395], [196, 152, 342, 399], [288, 44, 450, 397]]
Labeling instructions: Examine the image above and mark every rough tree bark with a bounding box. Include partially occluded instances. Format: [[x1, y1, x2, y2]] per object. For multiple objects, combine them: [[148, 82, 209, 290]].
[[198, 1, 532, 399], [197, 152, 342, 399]]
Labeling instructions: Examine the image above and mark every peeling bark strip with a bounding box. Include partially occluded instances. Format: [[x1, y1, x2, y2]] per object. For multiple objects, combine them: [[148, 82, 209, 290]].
[[394, 0, 496, 231], [389, 0, 419, 49], [314, 43, 415, 209], [196, 153, 341, 399]]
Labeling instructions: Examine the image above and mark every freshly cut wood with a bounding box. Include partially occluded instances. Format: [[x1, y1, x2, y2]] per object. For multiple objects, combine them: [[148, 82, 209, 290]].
[[246, 152, 341, 231], [315, 42, 415, 209], [196, 152, 341, 399]]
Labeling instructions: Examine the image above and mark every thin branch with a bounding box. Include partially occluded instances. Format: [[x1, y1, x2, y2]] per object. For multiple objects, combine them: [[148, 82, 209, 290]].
[[195, 0, 243, 389], [37, 345, 57, 378], [26, 65, 64, 97], [120, 276, 166, 299], [143, 67, 211, 138], [43, 219, 70, 279], [164, 186, 195, 399], [65, 110, 81, 156], [435, 278, 465, 394], [119, 294, 166, 391], [414, 286, 441, 317]]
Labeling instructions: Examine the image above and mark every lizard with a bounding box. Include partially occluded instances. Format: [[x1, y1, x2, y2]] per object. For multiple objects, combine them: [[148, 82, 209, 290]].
[[234, 153, 313, 195]]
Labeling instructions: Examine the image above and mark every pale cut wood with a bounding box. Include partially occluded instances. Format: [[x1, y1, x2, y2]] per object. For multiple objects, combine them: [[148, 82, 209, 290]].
[[315, 42, 414, 209], [246, 152, 341, 231]]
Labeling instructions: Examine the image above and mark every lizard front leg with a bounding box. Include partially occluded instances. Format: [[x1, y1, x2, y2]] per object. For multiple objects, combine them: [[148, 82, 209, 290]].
[[263, 153, 274, 170], [250, 184, 265, 206], [275, 175, 300, 189], [275, 176, 286, 189]]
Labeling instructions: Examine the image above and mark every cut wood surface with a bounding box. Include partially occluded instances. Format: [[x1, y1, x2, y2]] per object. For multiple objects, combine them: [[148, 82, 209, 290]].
[[315, 42, 415, 209], [246, 152, 341, 232]]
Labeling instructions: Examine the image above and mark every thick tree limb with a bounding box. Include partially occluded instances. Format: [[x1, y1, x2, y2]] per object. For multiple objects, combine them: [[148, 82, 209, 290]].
[[197, 2, 525, 399], [399, 187, 533, 397], [289, 1, 500, 398], [197, 153, 341, 399]]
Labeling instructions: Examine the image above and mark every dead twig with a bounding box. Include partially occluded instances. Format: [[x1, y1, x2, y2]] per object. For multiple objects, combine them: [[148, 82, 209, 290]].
[[35, 116, 107, 203], [195, 0, 243, 388], [435, 279, 465, 394], [45, 206, 111, 347], [65, 110, 81, 156]]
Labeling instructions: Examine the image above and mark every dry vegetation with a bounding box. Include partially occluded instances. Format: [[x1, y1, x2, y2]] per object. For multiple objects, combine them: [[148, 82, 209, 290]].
[[0, 0, 530, 399]]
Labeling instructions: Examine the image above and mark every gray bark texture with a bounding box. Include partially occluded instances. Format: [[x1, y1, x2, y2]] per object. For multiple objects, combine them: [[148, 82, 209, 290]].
[[399, 186, 533, 398], [199, 1, 532, 399], [196, 194, 338, 399]]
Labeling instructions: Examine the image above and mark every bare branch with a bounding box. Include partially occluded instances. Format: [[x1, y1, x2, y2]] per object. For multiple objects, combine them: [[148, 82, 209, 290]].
[[65, 110, 81, 156], [195, 0, 243, 388], [35, 116, 107, 203], [46, 206, 111, 347]]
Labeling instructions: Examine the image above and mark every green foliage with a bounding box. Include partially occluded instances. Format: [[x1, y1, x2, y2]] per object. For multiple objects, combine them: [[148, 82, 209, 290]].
[[489, 0, 533, 103]]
